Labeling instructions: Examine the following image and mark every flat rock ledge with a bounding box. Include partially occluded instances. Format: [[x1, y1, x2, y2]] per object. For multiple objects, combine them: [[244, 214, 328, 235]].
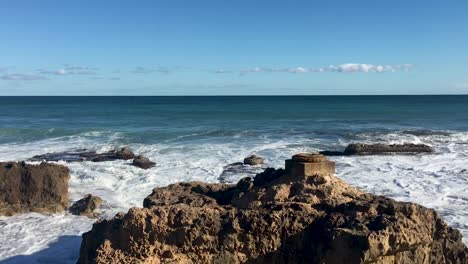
[[78, 153, 467, 264], [320, 143, 433, 156], [30, 147, 136, 162], [0, 161, 70, 216]]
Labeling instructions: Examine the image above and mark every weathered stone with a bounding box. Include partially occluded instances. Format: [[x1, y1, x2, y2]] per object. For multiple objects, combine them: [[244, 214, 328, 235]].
[[344, 143, 433, 155], [132, 155, 156, 169], [292, 153, 327, 163], [0, 162, 70, 216], [30, 147, 136, 162], [78, 155, 468, 264], [243, 155, 264, 165], [286, 153, 335, 177], [320, 143, 433, 156], [69, 194, 104, 218]]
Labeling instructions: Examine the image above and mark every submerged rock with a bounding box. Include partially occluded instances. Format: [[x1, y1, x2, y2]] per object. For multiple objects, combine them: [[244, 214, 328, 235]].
[[78, 154, 467, 264], [30, 147, 136, 162], [243, 155, 264, 165], [69, 194, 104, 218], [0, 162, 70, 216], [132, 155, 156, 169], [320, 143, 433, 156]]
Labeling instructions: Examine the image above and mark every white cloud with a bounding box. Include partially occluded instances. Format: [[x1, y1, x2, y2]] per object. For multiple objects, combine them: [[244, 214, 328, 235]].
[[38, 65, 98, 75], [130, 66, 172, 74], [238, 63, 413, 75], [1, 73, 47, 81]]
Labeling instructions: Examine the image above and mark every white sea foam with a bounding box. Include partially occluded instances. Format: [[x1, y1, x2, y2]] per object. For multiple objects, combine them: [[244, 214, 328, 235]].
[[0, 130, 467, 263]]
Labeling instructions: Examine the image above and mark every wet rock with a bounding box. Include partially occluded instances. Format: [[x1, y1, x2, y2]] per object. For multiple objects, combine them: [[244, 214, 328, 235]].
[[320, 143, 433, 156], [344, 143, 433, 155], [0, 162, 70, 216], [30, 147, 135, 163], [78, 155, 467, 264], [243, 155, 264, 165], [132, 155, 156, 169], [69, 194, 104, 218], [218, 162, 264, 183]]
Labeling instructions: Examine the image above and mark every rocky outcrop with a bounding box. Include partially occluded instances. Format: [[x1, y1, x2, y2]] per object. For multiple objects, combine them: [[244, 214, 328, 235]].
[[0, 162, 70, 216], [243, 155, 264, 166], [219, 162, 264, 183], [30, 147, 136, 162], [132, 155, 156, 169], [69, 194, 104, 218], [320, 143, 433, 156], [78, 154, 467, 264]]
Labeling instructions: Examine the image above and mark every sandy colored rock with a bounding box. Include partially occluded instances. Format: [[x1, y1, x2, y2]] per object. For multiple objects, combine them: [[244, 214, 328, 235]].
[[69, 194, 104, 218], [0, 161, 70, 216], [292, 153, 327, 163], [243, 155, 264, 166], [78, 155, 468, 264]]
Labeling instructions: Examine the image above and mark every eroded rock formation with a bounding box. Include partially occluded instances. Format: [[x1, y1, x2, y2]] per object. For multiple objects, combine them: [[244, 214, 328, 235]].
[[320, 143, 433, 156], [132, 155, 156, 169], [30, 147, 136, 162], [69, 194, 104, 218], [243, 155, 264, 166], [78, 154, 467, 264], [0, 162, 70, 216]]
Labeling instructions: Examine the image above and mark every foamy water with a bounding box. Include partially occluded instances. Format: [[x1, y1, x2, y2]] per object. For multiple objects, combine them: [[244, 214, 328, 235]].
[[0, 130, 467, 263]]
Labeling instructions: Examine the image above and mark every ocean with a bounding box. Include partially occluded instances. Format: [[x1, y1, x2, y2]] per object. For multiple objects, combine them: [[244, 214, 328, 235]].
[[1, 95, 468, 263]]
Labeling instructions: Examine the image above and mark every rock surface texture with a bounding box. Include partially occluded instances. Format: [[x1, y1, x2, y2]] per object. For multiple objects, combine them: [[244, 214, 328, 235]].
[[30, 147, 136, 162], [78, 154, 467, 264], [69, 194, 104, 218], [320, 143, 433, 156], [243, 155, 264, 166], [0, 162, 70, 216], [132, 155, 156, 169]]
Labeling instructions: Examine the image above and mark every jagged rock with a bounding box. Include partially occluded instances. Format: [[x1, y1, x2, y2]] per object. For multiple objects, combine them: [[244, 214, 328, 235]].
[[78, 155, 467, 264], [219, 162, 264, 183], [320, 143, 433, 156], [0, 162, 70, 216], [30, 147, 135, 162], [69, 194, 104, 218], [132, 155, 156, 169], [243, 155, 264, 165]]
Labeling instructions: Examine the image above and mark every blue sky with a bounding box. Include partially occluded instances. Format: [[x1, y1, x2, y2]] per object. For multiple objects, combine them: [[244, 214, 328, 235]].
[[0, 0, 467, 95]]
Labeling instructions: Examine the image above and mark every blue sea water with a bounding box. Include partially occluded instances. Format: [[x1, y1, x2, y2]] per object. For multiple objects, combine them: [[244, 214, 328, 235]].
[[0, 95, 468, 263], [1, 95, 468, 144]]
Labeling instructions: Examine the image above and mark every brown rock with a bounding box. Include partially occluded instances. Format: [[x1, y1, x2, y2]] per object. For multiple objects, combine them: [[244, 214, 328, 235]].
[[292, 153, 327, 163], [320, 143, 434, 156], [243, 155, 264, 165], [132, 155, 156, 169], [30, 147, 136, 163], [78, 155, 468, 264], [69, 194, 104, 218], [0, 162, 70, 216], [344, 143, 433, 155]]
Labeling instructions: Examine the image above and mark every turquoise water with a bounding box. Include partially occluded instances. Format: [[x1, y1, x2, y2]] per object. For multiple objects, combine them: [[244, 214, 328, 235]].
[[1, 95, 468, 145]]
